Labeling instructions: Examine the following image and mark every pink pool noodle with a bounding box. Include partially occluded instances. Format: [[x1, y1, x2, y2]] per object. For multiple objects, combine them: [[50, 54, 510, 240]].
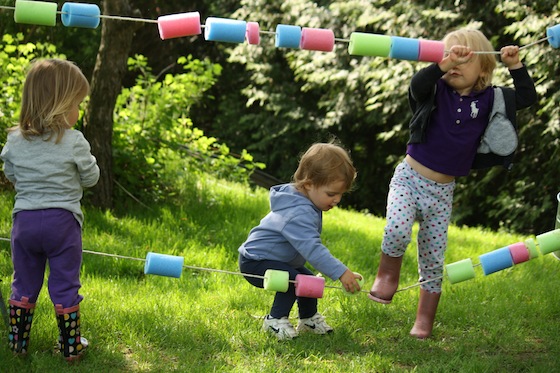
[[295, 274, 325, 298], [300, 27, 335, 52], [157, 12, 202, 40], [418, 39, 445, 63], [508, 242, 530, 264], [246, 21, 260, 45]]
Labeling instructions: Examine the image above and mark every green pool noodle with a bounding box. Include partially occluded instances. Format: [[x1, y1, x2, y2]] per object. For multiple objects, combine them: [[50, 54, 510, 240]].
[[348, 32, 392, 57], [14, 0, 57, 27]]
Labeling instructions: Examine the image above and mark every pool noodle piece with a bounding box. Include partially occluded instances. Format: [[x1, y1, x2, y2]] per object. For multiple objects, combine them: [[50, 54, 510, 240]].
[[263, 269, 289, 293], [144, 252, 184, 278], [14, 0, 57, 27], [204, 17, 247, 44], [508, 242, 530, 264], [246, 21, 260, 45], [445, 258, 476, 284], [294, 274, 325, 298], [348, 32, 391, 57], [158, 12, 202, 40], [418, 39, 445, 63], [546, 24, 560, 48], [61, 2, 101, 29], [524, 238, 539, 259], [300, 27, 335, 52], [536, 228, 560, 255], [275, 24, 302, 49], [479, 247, 513, 275], [390, 36, 420, 61]]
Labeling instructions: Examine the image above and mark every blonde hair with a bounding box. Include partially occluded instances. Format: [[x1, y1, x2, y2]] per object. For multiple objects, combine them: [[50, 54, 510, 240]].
[[292, 141, 357, 192], [443, 29, 497, 91], [14, 58, 89, 143]]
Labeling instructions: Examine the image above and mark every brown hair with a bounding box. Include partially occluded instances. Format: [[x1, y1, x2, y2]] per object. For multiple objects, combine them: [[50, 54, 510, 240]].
[[292, 141, 357, 192], [14, 58, 89, 143], [442, 29, 497, 91]]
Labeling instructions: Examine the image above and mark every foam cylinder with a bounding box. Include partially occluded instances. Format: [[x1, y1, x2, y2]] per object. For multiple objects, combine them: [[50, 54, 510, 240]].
[[275, 24, 302, 49], [390, 36, 420, 61], [536, 229, 560, 255], [246, 21, 260, 45], [445, 258, 476, 284], [508, 242, 530, 264], [479, 247, 513, 275], [263, 269, 289, 293], [524, 238, 539, 259], [348, 32, 391, 57], [295, 274, 325, 298], [547, 24, 560, 49], [204, 17, 247, 44], [14, 0, 57, 27], [418, 39, 445, 63], [343, 272, 365, 296], [300, 27, 335, 52], [158, 12, 202, 40], [144, 252, 184, 278], [61, 2, 100, 29]]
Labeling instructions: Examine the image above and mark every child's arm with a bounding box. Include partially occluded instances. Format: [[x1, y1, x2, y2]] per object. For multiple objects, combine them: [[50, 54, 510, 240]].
[[409, 45, 472, 104], [438, 45, 474, 72], [501, 45, 537, 109]]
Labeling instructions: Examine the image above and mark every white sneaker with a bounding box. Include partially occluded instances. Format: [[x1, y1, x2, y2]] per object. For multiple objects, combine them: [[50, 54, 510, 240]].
[[297, 313, 333, 334], [262, 315, 298, 340]]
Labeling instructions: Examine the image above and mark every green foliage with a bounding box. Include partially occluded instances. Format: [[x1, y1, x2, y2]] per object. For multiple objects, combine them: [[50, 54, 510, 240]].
[[113, 54, 264, 204], [203, 0, 560, 234]]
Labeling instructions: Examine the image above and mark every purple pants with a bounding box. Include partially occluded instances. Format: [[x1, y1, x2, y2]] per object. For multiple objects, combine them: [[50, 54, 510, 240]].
[[10, 208, 83, 308]]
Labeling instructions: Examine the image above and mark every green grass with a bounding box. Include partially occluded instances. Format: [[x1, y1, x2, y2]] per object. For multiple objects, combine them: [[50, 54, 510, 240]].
[[0, 173, 559, 372]]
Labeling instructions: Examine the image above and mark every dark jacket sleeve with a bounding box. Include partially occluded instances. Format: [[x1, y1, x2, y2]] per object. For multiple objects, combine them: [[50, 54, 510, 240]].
[[509, 65, 537, 110], [408, 64, 445, 143]]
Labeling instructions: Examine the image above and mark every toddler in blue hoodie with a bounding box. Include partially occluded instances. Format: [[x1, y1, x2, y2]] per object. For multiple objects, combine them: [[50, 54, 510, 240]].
[[238, 141, 362, 340]]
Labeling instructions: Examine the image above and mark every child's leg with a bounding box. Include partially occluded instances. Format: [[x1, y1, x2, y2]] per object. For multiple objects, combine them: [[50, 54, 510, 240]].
[[370, 162, 416, 303], [55, 303, 87, 361], [410, 288, 441, 339], [10, 211, 49, 304], [8, 297, 35, 354], [410, 179, 453, 338], [44, 209, 83, 308], [239, 255, 299, 318]]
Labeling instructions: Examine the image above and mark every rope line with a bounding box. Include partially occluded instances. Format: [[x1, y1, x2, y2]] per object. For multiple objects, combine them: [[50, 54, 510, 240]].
[[2, 237, 448, 294], [0, 5, 552, 53]]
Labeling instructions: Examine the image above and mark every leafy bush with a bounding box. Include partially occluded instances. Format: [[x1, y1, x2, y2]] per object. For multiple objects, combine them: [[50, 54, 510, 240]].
[[0, 34, 62, 145], [113, 54, 265, 203]]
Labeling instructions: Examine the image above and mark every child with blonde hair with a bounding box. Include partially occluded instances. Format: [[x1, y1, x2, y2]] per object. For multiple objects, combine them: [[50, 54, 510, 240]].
[[369, 29, 537, 338], [1, 58, 99, 361], [239, 141, 362, 340]]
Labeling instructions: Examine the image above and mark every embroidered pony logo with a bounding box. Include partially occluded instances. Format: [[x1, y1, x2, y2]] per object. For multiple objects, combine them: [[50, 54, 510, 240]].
[[470, 101, 479, 119]]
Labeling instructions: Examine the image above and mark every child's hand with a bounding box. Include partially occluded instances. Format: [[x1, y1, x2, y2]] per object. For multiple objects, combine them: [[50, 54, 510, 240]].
[[339, 269, 362, 294], [501, 45, 523, 70], [439, 45, 474, 72]]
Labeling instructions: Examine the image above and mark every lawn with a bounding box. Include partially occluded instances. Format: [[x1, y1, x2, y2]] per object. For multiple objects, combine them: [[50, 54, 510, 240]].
[[0, 173, 559, 372]]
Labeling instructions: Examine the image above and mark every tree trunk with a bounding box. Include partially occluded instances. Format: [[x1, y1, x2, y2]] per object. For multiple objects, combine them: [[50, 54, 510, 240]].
[[84, 0, 141, 209]]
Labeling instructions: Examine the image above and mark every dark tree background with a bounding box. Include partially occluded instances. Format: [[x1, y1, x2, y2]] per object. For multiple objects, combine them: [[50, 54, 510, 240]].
[[0, 0, 559, 234]]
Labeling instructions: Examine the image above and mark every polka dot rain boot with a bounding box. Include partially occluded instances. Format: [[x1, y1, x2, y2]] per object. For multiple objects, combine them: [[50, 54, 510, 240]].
[[55, 303, 87, 362], [8, 296, 36, 355]]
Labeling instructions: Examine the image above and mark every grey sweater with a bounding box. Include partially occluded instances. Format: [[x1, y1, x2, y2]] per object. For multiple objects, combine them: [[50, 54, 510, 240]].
[[1, 128, 99, 226]]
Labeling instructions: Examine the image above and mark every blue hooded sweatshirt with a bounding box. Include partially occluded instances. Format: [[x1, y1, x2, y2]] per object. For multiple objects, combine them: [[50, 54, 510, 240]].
[[238, 183, 348, 281]]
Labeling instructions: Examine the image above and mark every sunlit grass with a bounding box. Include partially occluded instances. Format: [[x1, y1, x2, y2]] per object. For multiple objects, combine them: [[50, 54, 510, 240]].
[[0, 172, 559, 372]]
